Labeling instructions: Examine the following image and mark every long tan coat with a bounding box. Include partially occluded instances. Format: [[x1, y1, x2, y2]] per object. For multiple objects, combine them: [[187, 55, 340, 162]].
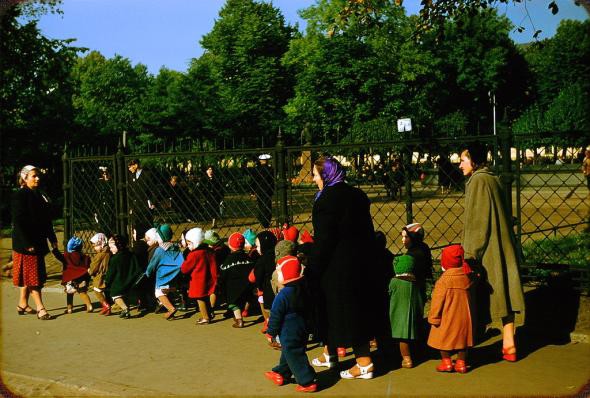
[[427, 268, 473, 350], [462, 168, 525, 325], [89, 251, 110, 290]]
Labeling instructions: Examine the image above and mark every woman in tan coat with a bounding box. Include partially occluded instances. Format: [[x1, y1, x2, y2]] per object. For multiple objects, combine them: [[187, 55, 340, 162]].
[[459, 143, 525, 362]]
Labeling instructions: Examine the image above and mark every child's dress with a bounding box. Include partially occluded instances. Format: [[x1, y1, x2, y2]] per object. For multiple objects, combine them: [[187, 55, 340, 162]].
[[389, 255, 424, 340], [267, 283, 316, 386], [60, 251, 91, 293], [427, 267, 473, 351], [105, 250, 142, 298]]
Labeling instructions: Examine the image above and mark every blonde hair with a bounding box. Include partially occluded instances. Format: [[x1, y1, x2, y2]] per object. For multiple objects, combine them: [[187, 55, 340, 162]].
[[18, 165, 38, 187]]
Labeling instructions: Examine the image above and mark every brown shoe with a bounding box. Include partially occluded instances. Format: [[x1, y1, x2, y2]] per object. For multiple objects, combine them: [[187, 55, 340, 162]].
[[232, 318, 244, 328]]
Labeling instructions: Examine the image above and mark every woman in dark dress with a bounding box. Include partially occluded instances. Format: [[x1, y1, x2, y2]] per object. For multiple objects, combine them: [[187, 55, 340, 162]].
[[308, 157, 377, 380], [11, 165, 57, 320]]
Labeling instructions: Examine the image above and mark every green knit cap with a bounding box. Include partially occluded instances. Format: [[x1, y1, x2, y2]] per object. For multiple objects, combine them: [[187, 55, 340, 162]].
[[393, 254, 415, 275]]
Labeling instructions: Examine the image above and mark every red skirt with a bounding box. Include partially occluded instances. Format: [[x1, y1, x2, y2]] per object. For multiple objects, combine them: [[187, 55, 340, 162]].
[[12, 251, 47, 287]]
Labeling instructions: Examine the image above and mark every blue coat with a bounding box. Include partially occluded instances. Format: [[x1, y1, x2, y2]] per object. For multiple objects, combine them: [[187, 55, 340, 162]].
[[145, 246, 184, 288]]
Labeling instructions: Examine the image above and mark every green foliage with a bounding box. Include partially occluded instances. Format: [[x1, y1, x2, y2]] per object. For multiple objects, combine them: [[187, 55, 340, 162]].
[[71, 51, 151, 141], [522, 233, 590, 268], [200, 0, 296, 141]]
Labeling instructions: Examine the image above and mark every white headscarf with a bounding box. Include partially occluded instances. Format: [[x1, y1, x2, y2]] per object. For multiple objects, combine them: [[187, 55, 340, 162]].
[[90, 233, 108, 250], [144, 228, 158, 245], [185, 228, 204, 251]]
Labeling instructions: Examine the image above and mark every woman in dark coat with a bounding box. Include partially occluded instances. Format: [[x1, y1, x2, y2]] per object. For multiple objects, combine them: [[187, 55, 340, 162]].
[[12, 165, 58, 320], [459, 143, 525, 362], [309, 156, 377, 380]]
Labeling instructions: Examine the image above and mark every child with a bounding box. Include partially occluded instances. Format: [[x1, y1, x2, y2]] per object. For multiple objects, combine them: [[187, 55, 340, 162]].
[[89, 233, 111, 315], [388, 254, 424, 369], [203, 229, 230, 311], [145, 224, 185, 320], [219, 232, 255, 328], [427, 245, 474, 373], [253, 230, 278, 332], [59, 236, 94, 313], [264, 255, 317, 393], [402, 223, 433, 304], [181, 227, 218, 325], [104, 234, 143, 319]]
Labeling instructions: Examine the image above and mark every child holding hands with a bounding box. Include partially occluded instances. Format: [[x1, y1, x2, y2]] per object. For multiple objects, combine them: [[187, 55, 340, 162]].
[[264, 254, 317, 393], [427, 245, 474, 373]]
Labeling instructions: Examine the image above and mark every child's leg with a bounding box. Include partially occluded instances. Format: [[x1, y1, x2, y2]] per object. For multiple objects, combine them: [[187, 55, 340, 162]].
[[196, 299, 210, 321], [454, 349, 468, 373], [209, 293, 217, 310], [65, 293, 74, 313], [78, 291, 93, 312], [436, 350, 454, 372], [284, 343, 316, 386], [229, 304, 243, 328], [400, 341, 412, 368], [114, 297, 128, 310]]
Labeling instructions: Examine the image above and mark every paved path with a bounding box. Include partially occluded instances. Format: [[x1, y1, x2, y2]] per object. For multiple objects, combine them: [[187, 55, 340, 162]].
[[1, 278, 590, 397]]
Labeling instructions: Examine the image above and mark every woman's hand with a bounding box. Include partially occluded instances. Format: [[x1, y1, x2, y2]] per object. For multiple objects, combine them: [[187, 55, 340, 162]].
[[26, 247, 35, 253]]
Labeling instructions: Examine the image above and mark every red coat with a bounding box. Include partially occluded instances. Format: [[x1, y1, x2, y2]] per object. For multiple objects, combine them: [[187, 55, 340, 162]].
[[61, 252, 90, 284], [181, 247, 217, 299]]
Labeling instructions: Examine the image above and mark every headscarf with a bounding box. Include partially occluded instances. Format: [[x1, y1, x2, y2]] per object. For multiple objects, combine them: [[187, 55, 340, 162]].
[[403, 222, 425, 243], [67, 236, 83, 253], [144, 228, 158, 244], [275, 239, 296, 259], [315, 157, 346, 200], [185, 228, 204, 250], [90, 233, 108, 250], [242, 228, 257, 247], [256, 231, 277, 256], [203, 230, 221, 246]]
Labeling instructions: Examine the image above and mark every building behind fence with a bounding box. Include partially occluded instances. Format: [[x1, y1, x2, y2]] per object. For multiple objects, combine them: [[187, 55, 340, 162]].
[[63, 132, 590, 293]]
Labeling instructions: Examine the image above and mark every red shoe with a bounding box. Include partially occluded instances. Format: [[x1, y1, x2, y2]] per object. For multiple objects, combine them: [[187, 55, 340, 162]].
[[264, 371, 284, 386], [436, 358, 454, 372], [454, 359, 468, 373], [241, 309, 249, 318], [295, 383, 317, 393], [502, 347, 517, 362], [99, 302, 111, 316], [337, 347, 346, 357]]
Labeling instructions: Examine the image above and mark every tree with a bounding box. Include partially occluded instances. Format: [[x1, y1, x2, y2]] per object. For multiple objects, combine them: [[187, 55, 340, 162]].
[[200, 0, 297, 143], [71, 51, 151, 143]]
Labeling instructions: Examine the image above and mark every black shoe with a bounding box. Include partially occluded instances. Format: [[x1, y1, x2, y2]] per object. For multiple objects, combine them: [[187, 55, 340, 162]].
[[119, 309, 131, 319]]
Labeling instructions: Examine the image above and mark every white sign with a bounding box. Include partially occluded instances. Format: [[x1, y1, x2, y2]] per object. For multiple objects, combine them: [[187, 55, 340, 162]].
[[397, 118, 412, 133]]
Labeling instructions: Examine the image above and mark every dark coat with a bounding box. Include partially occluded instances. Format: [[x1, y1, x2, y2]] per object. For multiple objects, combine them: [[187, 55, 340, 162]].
[[310, 182, 376, 347], [11, 187, 57, 255], [219, 250, 255, 305], [253, 232, 277, 309], [406, 241, 433, 301], [104, 250, 142, 297]]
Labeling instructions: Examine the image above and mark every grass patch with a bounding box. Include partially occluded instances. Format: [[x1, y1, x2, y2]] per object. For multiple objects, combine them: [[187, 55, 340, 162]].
[[522, 232, 590, 268]]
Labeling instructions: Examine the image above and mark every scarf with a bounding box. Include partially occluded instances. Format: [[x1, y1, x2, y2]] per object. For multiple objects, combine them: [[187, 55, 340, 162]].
[[314, 157, 346, 201]]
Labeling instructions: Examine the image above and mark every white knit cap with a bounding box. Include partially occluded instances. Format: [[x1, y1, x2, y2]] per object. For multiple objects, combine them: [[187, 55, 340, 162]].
[[185, 228, 204, 248], [145, 228, 158, 243], [90, 233, 108, 249]]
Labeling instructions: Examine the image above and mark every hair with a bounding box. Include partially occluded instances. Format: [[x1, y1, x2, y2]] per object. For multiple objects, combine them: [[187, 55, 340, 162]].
[[108, 234, 128, 252], [128, 159, 140, 167], [313, 157, 327, 178], [18, 166, 39, 187], [461, 143, 489, 171]]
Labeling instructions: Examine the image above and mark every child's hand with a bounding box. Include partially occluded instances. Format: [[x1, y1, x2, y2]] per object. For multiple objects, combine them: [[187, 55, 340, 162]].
[[265, 333, 274, 343]]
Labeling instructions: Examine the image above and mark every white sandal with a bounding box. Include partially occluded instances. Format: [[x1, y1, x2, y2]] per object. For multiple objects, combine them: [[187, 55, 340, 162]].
[[340, 363, 374, 379], [311, 352, 337, 369]]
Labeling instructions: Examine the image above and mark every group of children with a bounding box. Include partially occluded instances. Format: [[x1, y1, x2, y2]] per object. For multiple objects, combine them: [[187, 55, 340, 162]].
[[56, 221, 476, 393]]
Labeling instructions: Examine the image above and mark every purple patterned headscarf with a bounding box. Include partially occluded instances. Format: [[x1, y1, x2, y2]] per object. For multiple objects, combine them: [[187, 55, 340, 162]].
[[315, 157, 346, 201]]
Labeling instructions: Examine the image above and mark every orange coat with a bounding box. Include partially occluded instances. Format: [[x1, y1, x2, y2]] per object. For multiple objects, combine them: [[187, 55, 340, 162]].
[[427, 267, 473, 351]]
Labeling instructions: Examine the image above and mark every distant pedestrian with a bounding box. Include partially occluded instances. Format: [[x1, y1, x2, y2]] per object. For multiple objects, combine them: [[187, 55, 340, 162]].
[[127, 159, 155, 240], [202, 166, 224, 228], [428, 245, 474, 373], [251, 154, 275, 228], [12, 165, 57, 320], [582, 149, 590, 191]]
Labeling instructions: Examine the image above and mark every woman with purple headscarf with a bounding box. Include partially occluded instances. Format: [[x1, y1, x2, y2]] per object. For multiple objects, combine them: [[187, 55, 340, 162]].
[[308, 156, 377, 380]]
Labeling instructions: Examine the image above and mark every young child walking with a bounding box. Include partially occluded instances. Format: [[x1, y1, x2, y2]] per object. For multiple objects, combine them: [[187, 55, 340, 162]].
[[181, 227, 218, 325], [58, 237, 94, 313], [89, 233, 111, 315], [264, 254, 317, 393], [427, 245, 474, 373], [388, 254, 424, 369]]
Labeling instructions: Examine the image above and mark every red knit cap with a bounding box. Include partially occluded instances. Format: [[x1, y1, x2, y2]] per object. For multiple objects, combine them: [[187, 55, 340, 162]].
[[282, 225, 299, 243], [228, 232, 245, 251], [300, 230, 314, 244], [441, 244, 471, 274], [277, 255, 303, 285]]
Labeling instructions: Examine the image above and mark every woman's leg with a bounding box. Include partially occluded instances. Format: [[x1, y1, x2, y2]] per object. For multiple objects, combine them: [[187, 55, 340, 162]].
[[502, 314, 516, 352], [30, 287, 50, 316], [341, 343, 373, 377], [18, 286, 30, 309], [114, 297, 128, 310]]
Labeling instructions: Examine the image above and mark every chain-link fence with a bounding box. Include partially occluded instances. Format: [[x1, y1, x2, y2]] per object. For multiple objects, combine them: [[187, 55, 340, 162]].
[[63, 134, 589, 292]]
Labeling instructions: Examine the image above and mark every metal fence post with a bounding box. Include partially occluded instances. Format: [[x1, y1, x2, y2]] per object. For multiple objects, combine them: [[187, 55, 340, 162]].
[[115, 140, 128, 236], [403, 145, 414, 225], [276, 129, 289, 226], [62, 145, 71, 248]]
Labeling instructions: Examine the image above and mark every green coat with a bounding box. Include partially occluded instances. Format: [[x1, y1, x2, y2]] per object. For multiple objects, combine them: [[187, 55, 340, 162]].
[[462, 168, 525, 325], [105, 250, 142, 298]]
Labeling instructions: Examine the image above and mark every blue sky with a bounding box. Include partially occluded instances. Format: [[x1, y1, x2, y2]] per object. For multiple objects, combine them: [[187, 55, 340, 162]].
[[36, 0, 588, 75]]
